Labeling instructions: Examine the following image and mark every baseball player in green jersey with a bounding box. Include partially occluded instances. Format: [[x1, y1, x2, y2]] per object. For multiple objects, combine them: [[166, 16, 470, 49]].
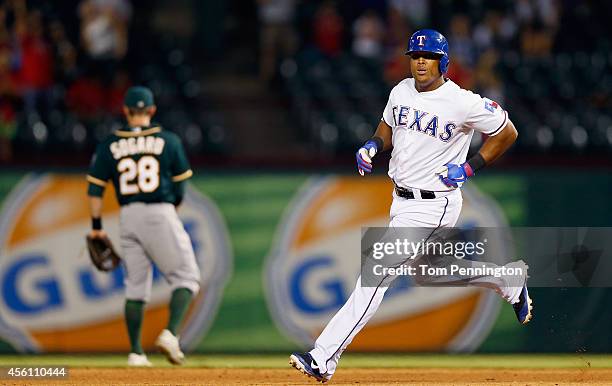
[[86, 86, 200, 367]]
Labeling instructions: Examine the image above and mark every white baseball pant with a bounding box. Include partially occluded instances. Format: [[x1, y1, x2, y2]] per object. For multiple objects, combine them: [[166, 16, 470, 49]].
[[120, 203, 201, 302], [309, 189, 522, 378]]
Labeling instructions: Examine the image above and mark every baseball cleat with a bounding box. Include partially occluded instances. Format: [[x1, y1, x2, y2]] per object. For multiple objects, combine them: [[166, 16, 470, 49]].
[[127, 353, 152, 367], [155, 329, 185, 365], [513, 284, 533, 324], [289, 352, 329, 383]]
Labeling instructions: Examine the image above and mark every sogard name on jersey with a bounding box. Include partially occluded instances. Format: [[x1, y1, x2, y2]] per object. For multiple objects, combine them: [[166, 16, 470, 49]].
[[110, 136, 165, 160], [391, 105, 457, 142]]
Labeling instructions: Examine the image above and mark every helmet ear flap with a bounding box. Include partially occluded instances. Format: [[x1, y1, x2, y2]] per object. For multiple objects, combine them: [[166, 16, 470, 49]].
[[439, 54, 449, 74]]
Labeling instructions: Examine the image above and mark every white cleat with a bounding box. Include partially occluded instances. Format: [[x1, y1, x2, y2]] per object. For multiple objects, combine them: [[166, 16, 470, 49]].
[[127, 353, 152, 367], [155, 329, 185, 365]]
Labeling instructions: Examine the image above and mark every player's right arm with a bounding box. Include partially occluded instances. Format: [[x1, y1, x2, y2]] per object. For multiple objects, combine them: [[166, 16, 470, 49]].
[[356, 88, 395, 175], [357, 120, 393, 176], [372, 120, 393, 151]]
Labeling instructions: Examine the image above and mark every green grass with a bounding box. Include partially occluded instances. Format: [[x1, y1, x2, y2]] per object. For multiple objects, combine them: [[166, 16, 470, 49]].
[[0, 354, 610, 369]]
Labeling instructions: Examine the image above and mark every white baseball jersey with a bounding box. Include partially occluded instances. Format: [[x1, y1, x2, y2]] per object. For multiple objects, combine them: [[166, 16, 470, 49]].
[[307, 78, 519, 382], [382, 78, 508, 191]]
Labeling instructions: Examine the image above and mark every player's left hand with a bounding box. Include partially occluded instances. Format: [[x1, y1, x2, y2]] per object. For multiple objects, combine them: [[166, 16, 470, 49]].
[[86, 232, 121, 272], [435, 163, 474, 188]]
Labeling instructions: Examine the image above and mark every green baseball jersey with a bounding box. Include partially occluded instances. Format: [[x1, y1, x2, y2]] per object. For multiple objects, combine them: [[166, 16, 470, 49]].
[[87, 125, 193, 206]]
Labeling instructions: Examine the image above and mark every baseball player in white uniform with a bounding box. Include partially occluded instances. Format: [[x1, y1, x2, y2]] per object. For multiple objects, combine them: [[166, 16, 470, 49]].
[[290, 29, 533, 383]]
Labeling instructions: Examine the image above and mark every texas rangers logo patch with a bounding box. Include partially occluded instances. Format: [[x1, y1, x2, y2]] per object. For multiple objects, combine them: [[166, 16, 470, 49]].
[[417, 35, 426, 46], [484, 98, 499, 113]]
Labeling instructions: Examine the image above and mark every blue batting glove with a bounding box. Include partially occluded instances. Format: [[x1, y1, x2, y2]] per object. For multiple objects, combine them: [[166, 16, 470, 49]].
[[356, 140, 378, 176], [435, 163, 474, 188]]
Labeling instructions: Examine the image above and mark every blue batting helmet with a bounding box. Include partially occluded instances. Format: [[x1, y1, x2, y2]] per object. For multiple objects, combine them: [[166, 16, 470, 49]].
[[405, 29, 450, 74]]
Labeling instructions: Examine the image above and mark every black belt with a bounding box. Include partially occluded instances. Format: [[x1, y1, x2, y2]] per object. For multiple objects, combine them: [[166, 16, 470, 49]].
[[395, 185, 436, 199]]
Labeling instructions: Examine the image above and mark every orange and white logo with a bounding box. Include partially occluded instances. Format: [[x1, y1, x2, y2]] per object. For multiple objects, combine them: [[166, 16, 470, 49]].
[[265, 176, 510, 352], [0, 174, 231, 352]]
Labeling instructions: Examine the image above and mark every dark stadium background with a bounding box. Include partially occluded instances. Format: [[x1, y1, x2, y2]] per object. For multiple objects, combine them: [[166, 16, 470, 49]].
[[0, 0, 610, 168], [0, 0, 612, 356]]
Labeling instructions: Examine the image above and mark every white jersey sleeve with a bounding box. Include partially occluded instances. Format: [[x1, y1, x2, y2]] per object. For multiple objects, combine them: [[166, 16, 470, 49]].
[[381, 89, 395, 127], [463, 93, 508, 136]]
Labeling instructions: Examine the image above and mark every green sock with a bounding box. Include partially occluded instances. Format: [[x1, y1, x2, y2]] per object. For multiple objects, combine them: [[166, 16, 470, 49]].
[[167, 288, 193, 335], [125, 300, 145, 354]]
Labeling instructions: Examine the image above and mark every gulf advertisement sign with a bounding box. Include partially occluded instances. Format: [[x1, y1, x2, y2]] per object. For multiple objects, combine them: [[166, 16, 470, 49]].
[[266, 176, 511, 352], [0, 174, 231, 352]]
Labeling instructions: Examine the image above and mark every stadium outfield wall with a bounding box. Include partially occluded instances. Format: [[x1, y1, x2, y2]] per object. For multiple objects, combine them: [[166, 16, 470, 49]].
[[0, 171, 610, 354]]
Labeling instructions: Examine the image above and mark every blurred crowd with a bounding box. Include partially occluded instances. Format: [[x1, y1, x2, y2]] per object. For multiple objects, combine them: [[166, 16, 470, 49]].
[[259, 0, 562, 97], [0, 0, 131, 161], [1, 1, 609, 162], [260, 0, 612, 153]]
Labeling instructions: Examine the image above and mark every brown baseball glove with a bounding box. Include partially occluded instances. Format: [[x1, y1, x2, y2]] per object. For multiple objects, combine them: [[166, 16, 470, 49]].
[[86, 234, 121, 272]]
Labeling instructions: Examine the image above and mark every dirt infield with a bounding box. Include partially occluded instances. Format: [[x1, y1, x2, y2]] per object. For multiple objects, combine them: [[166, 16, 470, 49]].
[[6, 368, 612, 385]]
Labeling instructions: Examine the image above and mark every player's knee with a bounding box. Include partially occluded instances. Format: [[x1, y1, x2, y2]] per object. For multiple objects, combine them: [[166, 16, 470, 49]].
[[125, 285, 151, 303], [172, 270, 201, 295], [172, 280, 200, 296]]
